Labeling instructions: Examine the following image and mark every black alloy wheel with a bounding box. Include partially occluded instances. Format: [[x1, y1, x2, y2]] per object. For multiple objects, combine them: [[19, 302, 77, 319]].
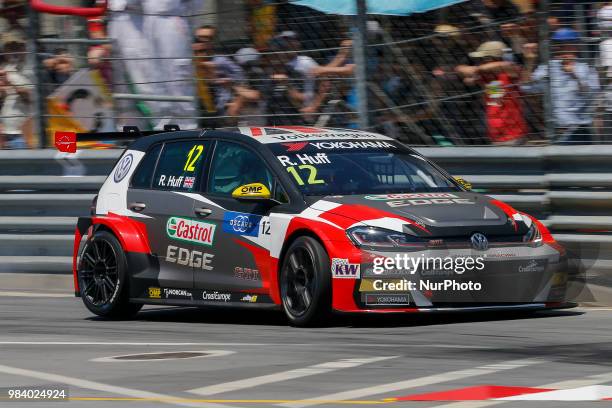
[[78, 230, 142, 318], [280, 236, 331, 326]]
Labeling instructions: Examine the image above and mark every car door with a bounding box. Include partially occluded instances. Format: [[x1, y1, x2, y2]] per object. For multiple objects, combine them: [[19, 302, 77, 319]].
[[127, 139, 211, 298], [193, 141, 278, 297]]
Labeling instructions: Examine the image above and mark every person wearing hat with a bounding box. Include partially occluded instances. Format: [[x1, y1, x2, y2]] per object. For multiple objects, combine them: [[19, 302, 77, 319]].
[[455, 40, 528, 144], [521, 28, 600, 144]]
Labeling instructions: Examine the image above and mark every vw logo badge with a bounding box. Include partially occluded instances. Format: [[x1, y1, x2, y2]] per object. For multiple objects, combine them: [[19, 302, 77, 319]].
[[470, 232, 488, 251], [114, 154, 133, 183]]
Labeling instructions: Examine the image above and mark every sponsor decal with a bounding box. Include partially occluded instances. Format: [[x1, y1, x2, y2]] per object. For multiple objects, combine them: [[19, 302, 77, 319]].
[[365, 293, 411, 306], [202, 291, 231, 302], [282, 140, 396, 151], [282, 142, 309, 151], [331, 258, 360, 279], [241, 185, 264, 194], [148, 287, 161, 299], [166, 245, 214, 270], [183, 176, 196, 189], [276, 153, 331, 167], [241, 294, 258, 303], [365, 193, 460, 201], [271, 132, 385, 141], [387, 198, 475, 207], [234, 267, 260, 281], [163, 288, 192, 299], [166, 217, 215, 246], [310, 140, 396, 150], [518, 260, 546, 273], [114, 153, 133, 182], [223, 211, 261, 237]]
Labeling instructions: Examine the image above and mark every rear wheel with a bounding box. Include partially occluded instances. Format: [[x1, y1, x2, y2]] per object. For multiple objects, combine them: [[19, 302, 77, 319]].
[[78, 230, 142, 319], [280, 236, 331, 327]]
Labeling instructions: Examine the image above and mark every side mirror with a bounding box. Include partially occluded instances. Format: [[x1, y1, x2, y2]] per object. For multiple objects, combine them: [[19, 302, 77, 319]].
[[232, 183, 272, 200], [454, 177, 472, 191]]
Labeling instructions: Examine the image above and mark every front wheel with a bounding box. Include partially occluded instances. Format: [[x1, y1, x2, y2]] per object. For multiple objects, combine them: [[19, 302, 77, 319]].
[[280, 236, 331, 327], [78, 230, 142, 319]]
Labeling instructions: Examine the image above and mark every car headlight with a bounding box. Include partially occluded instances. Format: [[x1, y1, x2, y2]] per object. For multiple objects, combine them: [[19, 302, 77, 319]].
[[347, 226, 426, 250], [523, 223, 542, 246]]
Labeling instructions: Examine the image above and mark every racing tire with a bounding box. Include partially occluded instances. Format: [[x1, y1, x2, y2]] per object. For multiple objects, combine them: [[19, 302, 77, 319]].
[[78, 230, 142, 319], [280, 236, 331, 327]]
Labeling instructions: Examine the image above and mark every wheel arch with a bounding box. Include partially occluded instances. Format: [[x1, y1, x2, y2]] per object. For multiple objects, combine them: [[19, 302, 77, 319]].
[[277, 228, 328, 278]]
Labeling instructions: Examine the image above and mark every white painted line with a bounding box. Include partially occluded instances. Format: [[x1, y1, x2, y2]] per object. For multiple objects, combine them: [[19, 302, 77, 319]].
[[0, 363, 236, 408], [279, 358, 544, 408], [431, 372, 612, 407], [0, 341, 271, 346], [500, 385, 612, 401], [188, 356, 397, 397], [0, 341, 492, 349], [91, 349, 234, 363], [0, 291, 72, 298]]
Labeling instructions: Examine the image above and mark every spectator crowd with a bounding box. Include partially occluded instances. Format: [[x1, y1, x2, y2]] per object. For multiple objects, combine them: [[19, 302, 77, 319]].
[[1, 0, 612, 147]]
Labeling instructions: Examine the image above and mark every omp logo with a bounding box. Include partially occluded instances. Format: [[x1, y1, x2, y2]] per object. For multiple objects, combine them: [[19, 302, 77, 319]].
[[166, 217, 215, 246], [114, 154, 133, 183], [148, 287, 161, 299], [241, 185, 263, 194], [331, 258, 360, 279], [223, 212, 261, 237]]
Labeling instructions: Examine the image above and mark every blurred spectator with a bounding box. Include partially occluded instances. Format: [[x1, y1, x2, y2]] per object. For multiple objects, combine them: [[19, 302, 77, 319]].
[[87, 19, 112, 86], [43, 49, 75, 88], [142, 0, 202, 130], [107, 0, 162, 129], [231, 47, 265, 126], [0, 0, 27, 49], [277, 31, 354, 118], [455, 41, 528, 144], [0, 36, 31, 149], [427, 25, 487, 144], [193, 25, 244, 124], [261, 37, 303, 125], [522, 28, 600, 144], [599, 3, 612, 138]]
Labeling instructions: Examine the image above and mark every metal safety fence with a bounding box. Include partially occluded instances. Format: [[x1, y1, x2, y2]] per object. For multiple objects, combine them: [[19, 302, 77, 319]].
[[0, 146, 610, 291], [3, 0, 612, 148]]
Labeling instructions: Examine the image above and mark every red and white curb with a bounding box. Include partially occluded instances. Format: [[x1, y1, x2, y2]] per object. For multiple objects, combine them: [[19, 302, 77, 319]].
[[394, 384, 612, 401]]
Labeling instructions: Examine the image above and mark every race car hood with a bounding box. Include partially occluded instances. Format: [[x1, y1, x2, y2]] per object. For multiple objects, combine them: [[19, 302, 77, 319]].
[[307, 192, 528, 237]]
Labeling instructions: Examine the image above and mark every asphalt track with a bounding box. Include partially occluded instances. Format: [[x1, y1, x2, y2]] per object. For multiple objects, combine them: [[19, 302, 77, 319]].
[[1, 286, 612, 407]]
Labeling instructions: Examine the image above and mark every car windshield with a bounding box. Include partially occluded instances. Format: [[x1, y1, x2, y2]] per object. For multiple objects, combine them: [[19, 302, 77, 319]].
[[269, 140, 459, 196]]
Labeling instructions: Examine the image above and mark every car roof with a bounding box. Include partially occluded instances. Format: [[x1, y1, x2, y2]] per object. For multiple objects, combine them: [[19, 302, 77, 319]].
[[128, 126, 396, 152]]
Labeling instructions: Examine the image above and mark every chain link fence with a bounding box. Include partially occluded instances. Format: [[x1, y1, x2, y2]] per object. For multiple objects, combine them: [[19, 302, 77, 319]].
[[1, 0, 612, 148]]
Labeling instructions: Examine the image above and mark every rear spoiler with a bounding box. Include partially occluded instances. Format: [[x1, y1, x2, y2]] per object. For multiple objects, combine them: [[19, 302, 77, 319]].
[[54, 125, 181, 152]]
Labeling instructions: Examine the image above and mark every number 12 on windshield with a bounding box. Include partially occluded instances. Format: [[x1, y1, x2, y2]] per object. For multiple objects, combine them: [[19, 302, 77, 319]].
[[286, 165, 324, 185]]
